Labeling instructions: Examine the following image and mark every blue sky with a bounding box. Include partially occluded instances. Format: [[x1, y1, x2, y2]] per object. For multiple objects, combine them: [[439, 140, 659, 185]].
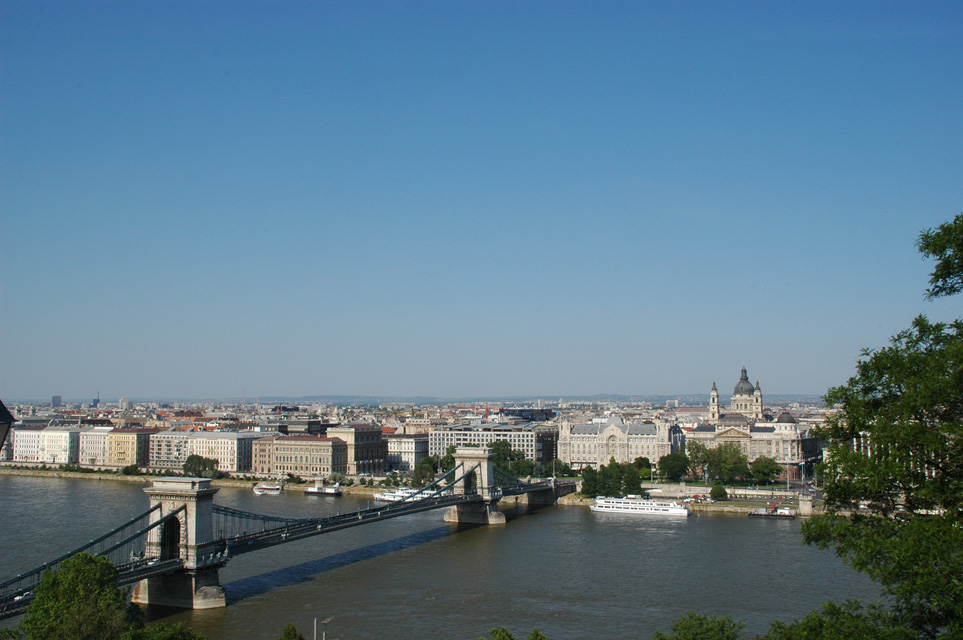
[[2, 1, 961, 401]]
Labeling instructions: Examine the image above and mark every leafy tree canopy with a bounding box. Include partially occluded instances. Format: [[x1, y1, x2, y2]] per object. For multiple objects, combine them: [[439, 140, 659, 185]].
[[750, 456, 782, 485], [7, 552, 208, 640], [657, 451, 689, 481], [652, 611, 745, 640], [277, 623, 305, 640], [705, 442, 750, 484], [183, 455, 219, 479], [803, 213, 963, 639]]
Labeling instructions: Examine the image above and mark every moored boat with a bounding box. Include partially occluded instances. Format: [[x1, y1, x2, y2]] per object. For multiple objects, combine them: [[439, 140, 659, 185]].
[[253, 482, 282, 495], [748, 503, 795, 519], [305, 480, 341, 496], [590, 495, 689, 516], [373, 487, 421, 502]]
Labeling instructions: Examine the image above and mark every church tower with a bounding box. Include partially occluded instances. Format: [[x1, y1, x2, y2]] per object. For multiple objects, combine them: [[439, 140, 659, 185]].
[[709, 381, 719, 421], [752, 379, 763, 420]]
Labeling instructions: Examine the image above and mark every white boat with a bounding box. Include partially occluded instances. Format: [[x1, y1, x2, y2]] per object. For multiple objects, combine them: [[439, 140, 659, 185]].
[[253, 483, 282, 495], [590, 495, 689, 516], [305, 481, 341, 496], [372, 487, 422, 502]]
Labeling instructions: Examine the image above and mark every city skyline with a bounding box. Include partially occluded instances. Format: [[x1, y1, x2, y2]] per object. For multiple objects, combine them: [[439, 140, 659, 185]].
[[3, 2, 962, 400]]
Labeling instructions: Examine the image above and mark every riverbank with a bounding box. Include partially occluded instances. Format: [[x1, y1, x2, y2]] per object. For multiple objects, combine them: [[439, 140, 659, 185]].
[[0, 466, 816, 515]]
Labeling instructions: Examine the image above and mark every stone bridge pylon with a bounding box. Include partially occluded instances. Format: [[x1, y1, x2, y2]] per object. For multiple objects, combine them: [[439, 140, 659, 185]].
[[443, 447, 507, 525], [130, 478, 226, 610]]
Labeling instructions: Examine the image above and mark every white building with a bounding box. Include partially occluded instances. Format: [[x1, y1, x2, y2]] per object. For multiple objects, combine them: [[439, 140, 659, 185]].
[[11, 426, 45, 464], [79, 426, 115, 467], [558, 416, 672, 470], [40, 425, 81, 464], [386, 433, 429, 472], [428, 424, 556, 465], [187, 431, 263, 473]]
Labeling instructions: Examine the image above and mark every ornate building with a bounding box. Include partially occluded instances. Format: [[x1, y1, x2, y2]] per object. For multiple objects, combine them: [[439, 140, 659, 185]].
[[690, 366, 820, 480], [709, 366, 763, 421], [557, 416, 673, 470]]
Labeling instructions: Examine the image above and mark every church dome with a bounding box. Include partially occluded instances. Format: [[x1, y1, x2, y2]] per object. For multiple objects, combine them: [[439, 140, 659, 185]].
[[733, 366, 755, 396], [775, 411, 797, 424]]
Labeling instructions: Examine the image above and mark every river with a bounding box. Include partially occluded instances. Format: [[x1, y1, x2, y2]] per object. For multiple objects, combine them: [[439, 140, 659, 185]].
[[0, 475, 883, 639]]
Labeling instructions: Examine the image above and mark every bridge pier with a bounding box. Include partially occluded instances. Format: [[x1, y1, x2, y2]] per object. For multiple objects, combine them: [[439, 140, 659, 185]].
[[131, 478, 226, 610], [442, 447, 506, 526]]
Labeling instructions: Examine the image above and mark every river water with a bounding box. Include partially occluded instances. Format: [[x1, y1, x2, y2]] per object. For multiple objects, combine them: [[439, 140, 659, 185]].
[[0, 475, 883, 639]]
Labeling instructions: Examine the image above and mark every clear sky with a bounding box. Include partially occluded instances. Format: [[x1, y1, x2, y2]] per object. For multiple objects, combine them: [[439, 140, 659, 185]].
[[2, 1, 961, 402]]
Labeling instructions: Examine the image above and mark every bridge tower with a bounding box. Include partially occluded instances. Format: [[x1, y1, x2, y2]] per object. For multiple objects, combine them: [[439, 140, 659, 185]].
[[443, 447, 506, 525], [131, 478, 226, 610]]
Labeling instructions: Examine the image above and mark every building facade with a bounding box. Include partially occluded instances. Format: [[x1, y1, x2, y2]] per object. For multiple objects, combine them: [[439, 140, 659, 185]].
[[685, 411, 820, 480], [105, 428, 158, 468], [386, 433, 429, 472], [252, 435, 348, 478], [325, 425, 388, 475], [558, 416, 672, 470], [428, 424, 556, 466], [187, 431, 263, 473], [79, 426, 114, 467]]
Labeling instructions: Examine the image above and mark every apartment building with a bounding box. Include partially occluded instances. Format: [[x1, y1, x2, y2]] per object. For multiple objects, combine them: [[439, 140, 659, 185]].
[[325, 424, 388, 475], [252, 434, 348, 478]]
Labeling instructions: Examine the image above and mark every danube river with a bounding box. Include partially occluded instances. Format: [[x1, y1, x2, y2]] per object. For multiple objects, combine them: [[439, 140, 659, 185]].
[[0, 475, 883, 639]]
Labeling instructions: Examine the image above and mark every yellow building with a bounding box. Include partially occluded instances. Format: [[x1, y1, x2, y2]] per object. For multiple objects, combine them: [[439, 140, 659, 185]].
[[105, 428, 159, 468]]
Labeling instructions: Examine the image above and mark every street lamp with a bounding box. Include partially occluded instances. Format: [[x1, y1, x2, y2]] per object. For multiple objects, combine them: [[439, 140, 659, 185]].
[[314, 616, 335, 640]]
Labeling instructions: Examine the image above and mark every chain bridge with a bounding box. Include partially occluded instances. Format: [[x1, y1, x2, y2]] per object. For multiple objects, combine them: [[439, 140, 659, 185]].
[[0, 447, 576, 618]]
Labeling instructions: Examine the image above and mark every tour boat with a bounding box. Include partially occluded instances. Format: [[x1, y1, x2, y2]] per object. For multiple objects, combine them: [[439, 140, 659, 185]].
[[590, 495, 689, 516], [305, 481, 341, 496], [748, 503, 795, 519], [253, 482, 283, 495], [372, 487, 422, 502]]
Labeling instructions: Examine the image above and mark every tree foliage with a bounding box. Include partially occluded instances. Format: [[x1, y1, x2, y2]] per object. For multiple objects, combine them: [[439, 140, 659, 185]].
[[761, 601, 915, 640], [277, 623, 305, 640], [183, 455, 220, 479], [481, 628, 547, 640], [705, 442, 750, 484], [802, 214, 963, 639], [657, 451, 689, 481], [710, 484, 728, 501], [652, 611, 745, 640], [917, 212, 963, 299], [750, 456, 782, 485], [7, 552, 208, 640], [18, 553, 136, 640], [684, 441, 709, 479]]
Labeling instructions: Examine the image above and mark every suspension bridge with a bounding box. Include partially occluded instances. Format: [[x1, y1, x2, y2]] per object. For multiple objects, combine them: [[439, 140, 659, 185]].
[[0, 447, 575, 618]]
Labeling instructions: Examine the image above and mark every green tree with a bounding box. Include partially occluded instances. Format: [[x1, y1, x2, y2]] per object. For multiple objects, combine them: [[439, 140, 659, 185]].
[[412, 458, 436, 487], [18, 552, 137, 640], [652, 611, 745, 640], [802, 214, 963, 639], [580, 466, 600, 498], [705, 443, 749, 484], [183, 455, 219, 478], [599, 457, 624, 496], [481, 628, 547, 640], [761, 602, 915, 640], [657, 451, 689, 481], [750, 456, 782, 485], [129, 622, 209, 640], [621, 463, 643, 496], [684, 441, 709, 479], [710, 484, 728, 501], [277, 623, 305, 640], [440, 445, 457, 472]]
